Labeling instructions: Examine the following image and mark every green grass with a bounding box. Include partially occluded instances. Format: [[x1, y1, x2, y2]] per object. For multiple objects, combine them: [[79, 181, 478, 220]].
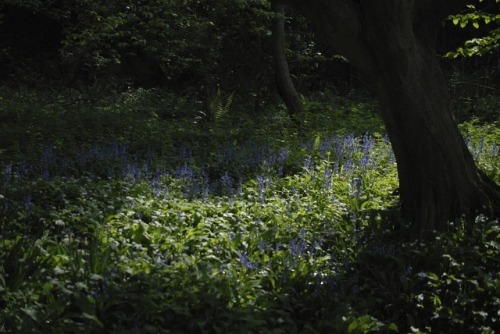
[[0, 87, 498, 333]]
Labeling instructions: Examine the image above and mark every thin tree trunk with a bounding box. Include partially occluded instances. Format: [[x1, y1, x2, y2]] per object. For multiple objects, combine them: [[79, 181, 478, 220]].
[[271, 3, 304, 116], [289, 0, 499, 237]]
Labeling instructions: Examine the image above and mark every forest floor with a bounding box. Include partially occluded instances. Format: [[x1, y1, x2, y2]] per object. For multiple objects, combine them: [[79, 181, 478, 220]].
[[0, 86, 499, 333]]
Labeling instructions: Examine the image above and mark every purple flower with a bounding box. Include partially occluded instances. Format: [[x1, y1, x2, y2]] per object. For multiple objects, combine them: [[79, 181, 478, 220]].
[[221, 172, 233, 191], [360, 154, 370, 169], [324, 168, 333, 190], [289, 237, 307, 258], [23, 193, 34, 211], [343, 159, 352, 174], [239, 253, 259, 270], [303, 157, 313, 171], [362, 133, 374, 153], [351, 177, 363, 196], [2, 164, 12, 185], [257, 174, 266, 203]]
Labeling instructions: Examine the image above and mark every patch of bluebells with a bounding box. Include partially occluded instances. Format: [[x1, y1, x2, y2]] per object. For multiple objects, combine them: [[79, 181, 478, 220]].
[[0, 132, 403, 199]]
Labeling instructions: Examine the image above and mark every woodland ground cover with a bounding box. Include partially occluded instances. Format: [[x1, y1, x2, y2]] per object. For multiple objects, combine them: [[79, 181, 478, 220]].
[[0, 87, 499, 333]]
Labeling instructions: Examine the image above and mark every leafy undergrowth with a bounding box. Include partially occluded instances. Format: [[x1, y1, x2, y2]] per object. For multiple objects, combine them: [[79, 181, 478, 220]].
[[0, 88, 499, 333]]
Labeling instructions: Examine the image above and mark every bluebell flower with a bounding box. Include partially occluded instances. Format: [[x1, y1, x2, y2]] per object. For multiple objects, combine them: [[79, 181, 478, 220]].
[[40, 146, 55, 180], [351, 177, 363, 196], [179, 147, 192, 160], [333, 136, 343, 160], [478, 138, 485, 153], [289, 238, 307, 258], [303, 156, 313, 171], [277, 147, 289, 164], [2, 164, 12, 185], [257, 174, 266, 203], [23, 193, 33, 211], [324, 168, 333, 190], [221, 172, 233, 191], [19, 160, 33, 177], [490, 143, 498, 157], [312, 238, 323, 249], [346, 133, 355, 144], [319, 138, 332, 157], [343, 159, 352, 174], [239, 252, 259, 270], [333, 161, 340, 174], [360, 154, 370, 169]]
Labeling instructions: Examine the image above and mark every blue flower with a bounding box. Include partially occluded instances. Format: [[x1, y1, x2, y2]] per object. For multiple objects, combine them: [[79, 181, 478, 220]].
[[239, 253, 259, 270], [221, 172, 233, 191], [303, 157, 313, 171], [23, 194, 33, 211], [289, 237, 307, 258], [324, 168, 333, 190]]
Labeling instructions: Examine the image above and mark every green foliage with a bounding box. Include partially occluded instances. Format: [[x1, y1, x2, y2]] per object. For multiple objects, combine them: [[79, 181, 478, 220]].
[[0, 88, 498, 333], [459, 118, 500, 182], [445, 0, 500, 58], [202, 88, 235, 123], [341, 217, 500, 333]]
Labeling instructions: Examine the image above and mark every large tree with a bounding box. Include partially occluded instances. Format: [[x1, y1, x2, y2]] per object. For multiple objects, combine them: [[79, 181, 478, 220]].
[[280, 0, 499, 237]]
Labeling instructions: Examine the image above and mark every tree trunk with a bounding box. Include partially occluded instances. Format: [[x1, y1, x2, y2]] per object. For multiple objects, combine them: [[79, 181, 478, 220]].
[[271, 3, 304, 115], [290, 0, 499, 237]]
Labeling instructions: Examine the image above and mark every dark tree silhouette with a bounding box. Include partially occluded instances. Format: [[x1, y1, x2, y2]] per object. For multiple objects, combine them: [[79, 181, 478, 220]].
[[271, 3, 304, 116]]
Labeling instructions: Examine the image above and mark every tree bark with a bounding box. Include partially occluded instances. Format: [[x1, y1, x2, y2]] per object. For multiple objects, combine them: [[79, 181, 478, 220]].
[[271, 3, 304, 115], [290, 0, 499, 237]]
